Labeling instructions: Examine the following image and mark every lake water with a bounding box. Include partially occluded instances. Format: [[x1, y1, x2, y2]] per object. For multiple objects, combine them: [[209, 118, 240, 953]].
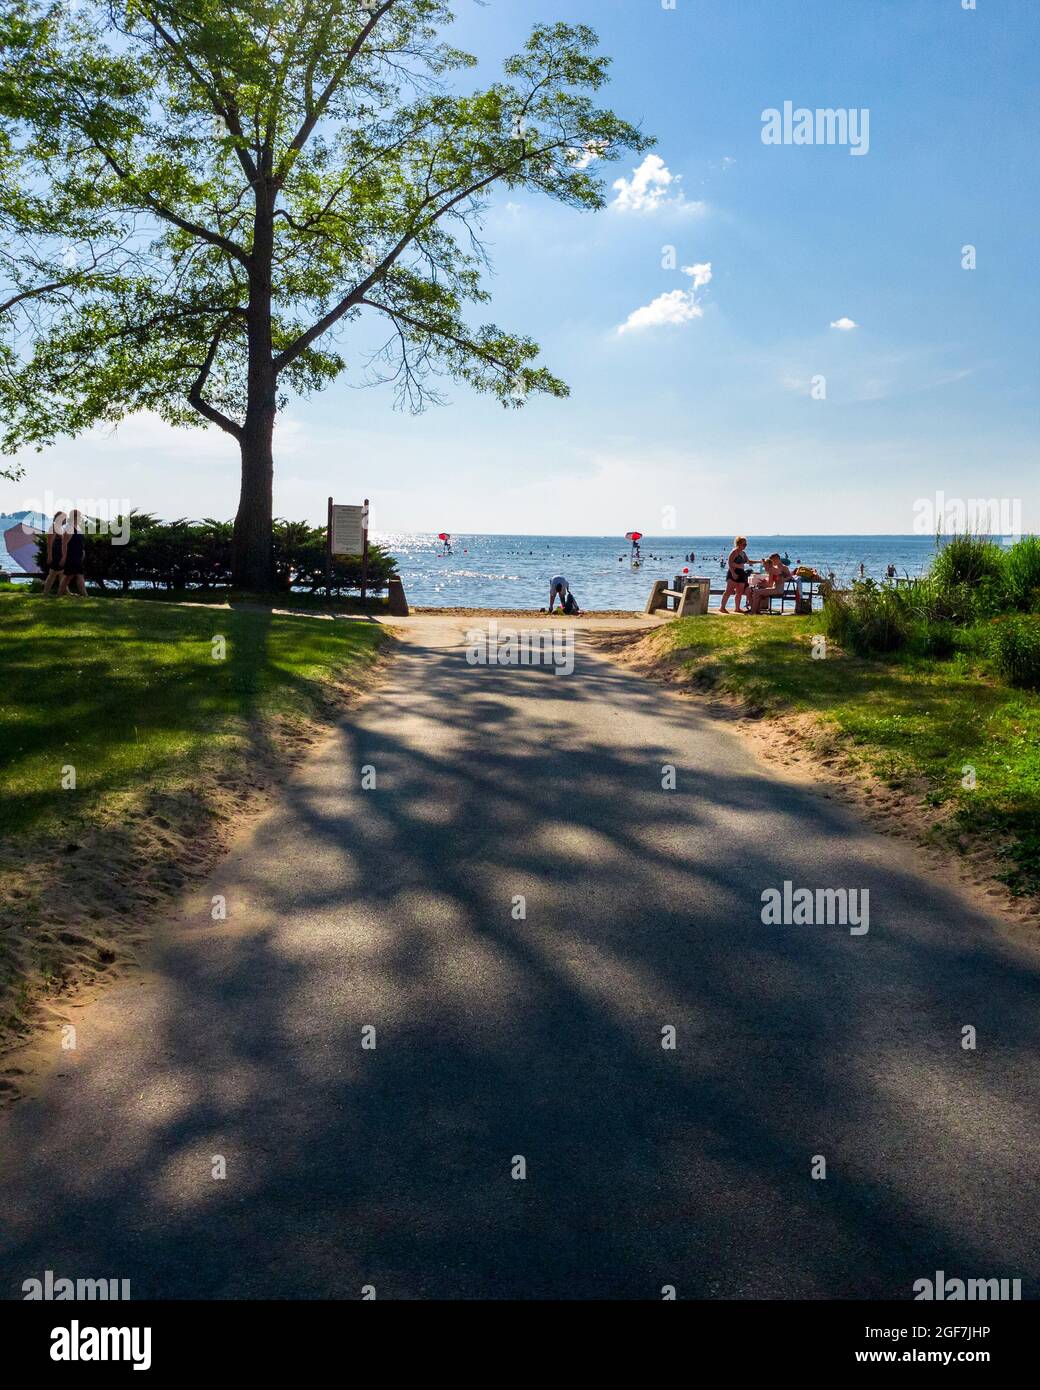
[[378, 533, 948, 610], [0, 519, 981, 610]]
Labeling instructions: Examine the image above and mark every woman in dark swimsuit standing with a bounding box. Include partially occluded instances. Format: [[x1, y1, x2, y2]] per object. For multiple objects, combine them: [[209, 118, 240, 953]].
[[58, 510, 87, 597], [719, 535, 751, 613], [41, 511, 67, 594]]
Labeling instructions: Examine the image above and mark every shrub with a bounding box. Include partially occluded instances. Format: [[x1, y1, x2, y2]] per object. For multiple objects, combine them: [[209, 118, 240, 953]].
[[35, 516, 398, 594], [931, 534, 1007, 591], [902, 573, 999, 626], [271, 522, 397, 596], [1004, 536, 1040, 611], [989, 615, 1040, 690], [911, 618, 957, 659], [821, 581, 910, 656], [35, 512, 225, 590]]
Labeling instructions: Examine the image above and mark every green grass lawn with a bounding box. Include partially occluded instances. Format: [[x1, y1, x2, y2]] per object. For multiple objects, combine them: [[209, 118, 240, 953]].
[[655, 614, 1040, 895], [0, 591, 388, 838]]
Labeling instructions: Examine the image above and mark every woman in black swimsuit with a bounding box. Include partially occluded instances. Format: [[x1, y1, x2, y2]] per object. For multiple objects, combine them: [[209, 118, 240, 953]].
[[58, 510, 87, 597], [719, 535, 751, 613], [42, 511, 67, 594]]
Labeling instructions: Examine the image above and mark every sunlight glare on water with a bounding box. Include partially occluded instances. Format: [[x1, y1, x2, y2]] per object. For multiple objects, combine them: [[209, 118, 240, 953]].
[[375, 532, 942, 610]]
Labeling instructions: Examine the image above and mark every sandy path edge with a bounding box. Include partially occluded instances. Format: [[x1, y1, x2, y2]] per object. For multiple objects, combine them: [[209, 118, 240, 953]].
[[0, 639, 399, 1094]]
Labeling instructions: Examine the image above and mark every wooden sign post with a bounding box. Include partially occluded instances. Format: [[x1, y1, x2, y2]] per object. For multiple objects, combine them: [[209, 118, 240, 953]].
[[327, 498, 370, 605], [326, 495, 333, 599], [361, 498, 370, 605]]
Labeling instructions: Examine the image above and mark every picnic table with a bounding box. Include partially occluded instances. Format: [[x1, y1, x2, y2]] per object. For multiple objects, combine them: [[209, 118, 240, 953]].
[[647, 573, 825, 617], [741, 575, 824, 614]]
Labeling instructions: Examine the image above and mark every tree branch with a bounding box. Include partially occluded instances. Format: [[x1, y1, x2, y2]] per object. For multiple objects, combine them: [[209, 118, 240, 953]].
[[98, 147, 253, 271], [359, 297, 513, 373], [272, 158, 516, 374], [187, 323, 242, 439], [274, 0, 401, 185], [0, 279, 70, 317], [140, 9, 261, 189]]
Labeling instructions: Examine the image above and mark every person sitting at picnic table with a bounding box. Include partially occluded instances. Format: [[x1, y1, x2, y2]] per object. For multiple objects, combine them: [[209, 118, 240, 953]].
[[749, 553, 793, 614], [747, 567, 771, 593]]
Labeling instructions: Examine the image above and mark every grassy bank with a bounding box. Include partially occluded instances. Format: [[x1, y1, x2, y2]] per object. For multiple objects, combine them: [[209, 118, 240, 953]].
[[0, 591, 390, 1046], [644, 614, 1040, 898], [0, 592, 388, 837]]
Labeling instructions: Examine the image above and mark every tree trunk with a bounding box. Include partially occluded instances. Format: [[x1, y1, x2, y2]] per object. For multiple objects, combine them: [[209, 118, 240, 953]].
[[232, 188, 277, 591], [232, 403, 275, 590]]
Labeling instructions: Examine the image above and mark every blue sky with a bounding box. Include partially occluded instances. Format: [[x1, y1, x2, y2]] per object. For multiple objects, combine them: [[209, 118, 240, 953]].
[[3, 0, 1037, 536]]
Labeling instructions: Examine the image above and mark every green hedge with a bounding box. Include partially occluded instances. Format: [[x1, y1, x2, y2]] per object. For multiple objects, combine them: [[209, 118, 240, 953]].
[[35, 514, 397, 595]]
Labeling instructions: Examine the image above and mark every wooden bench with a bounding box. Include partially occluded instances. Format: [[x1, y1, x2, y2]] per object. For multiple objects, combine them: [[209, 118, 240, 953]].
[[645, 578, 708, 617]]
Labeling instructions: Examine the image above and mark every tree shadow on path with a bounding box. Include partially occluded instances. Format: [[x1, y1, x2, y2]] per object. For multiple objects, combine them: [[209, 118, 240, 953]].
[[1, 632, 1039, 1299]]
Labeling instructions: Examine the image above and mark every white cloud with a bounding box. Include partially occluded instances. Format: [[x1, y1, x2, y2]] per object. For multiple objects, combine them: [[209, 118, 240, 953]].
[[830, 316, 858, 331], [617, 261, 713, 335], [617, 288, 704, 335], [682, 262, 713, 290], [611, 154, 705, 216]]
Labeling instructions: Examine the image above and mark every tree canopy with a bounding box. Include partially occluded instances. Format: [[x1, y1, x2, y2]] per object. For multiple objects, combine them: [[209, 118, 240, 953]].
[[0, 0, 649, 582]]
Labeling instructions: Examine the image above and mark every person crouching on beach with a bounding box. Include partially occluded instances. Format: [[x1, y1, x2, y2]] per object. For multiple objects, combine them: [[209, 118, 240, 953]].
[[719, 537, 751, 613], [57, 510, 87, 597], [548, 575, 571, 613], [547, 578, 572, 617], [41, 511, 67, 594]]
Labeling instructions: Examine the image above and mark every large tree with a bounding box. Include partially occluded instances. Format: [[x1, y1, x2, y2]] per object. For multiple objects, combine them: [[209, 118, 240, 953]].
[[0, 1, 648, 587]]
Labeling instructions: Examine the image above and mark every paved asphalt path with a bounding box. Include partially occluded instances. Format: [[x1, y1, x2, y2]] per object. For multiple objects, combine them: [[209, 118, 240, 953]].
[[2, 616, 1039, 1300]]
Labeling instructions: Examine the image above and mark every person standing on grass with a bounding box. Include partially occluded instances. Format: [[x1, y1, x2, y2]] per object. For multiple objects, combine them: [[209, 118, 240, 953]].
[[719, 536, 751, 614], [57, 510, 86, 597], [41, 511, 67, 594]]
